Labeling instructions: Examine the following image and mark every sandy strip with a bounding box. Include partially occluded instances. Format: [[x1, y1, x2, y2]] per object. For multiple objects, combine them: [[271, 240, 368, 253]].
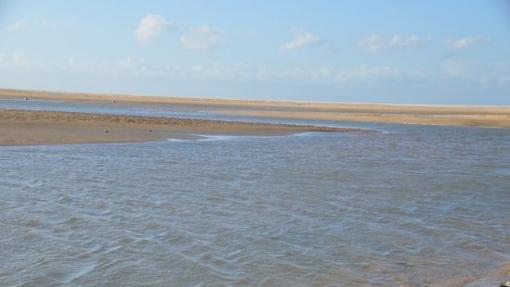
[[216, 109, 510, 128], [0, 109, 357, 145], [1, 88, 509, 128]]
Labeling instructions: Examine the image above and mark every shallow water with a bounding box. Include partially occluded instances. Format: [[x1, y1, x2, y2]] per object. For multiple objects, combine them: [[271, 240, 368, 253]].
[[1, 99, 510, 286]]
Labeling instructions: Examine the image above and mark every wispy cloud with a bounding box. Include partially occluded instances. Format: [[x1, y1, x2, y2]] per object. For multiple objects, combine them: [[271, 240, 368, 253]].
[[335, 66, 422, 83], [359, 34, 385, 52], [360, 34, 424, 52], [134, 14, 173, 43], [0, 51, 32, 67], [444, 59, 510, 86], [41, 20, 57, 29], [3, 50, 424, 85], [389, 35, 424, 48], [449, 36, 488, 50], [3, 21, 28, 31], [180, 26, 223, 51], [281, 30, 319, 51]]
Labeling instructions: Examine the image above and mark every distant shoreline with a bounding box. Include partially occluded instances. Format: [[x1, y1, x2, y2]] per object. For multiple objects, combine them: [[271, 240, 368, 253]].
[[1, 88, 509, 128], [0, 109, 355, 146]]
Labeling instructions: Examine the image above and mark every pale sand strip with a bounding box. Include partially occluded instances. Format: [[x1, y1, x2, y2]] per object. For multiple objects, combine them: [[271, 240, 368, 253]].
[[1, 88, 509, 128], [0, 110, 357, 145], [217, 109, 510, 128]]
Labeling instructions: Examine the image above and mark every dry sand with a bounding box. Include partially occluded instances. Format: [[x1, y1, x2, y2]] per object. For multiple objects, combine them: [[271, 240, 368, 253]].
[[0, 109, 355, 145], [217, 109, 510, 128], [1, 88, 509, 128]]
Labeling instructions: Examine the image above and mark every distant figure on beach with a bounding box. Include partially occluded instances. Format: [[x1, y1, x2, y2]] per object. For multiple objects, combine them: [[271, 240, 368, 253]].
[[25, 97, 29, 101], [112, 100, 116, 104]]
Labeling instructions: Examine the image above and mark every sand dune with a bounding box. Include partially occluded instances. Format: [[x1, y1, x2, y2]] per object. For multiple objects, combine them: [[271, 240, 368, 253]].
[[1, 88, 509, 128]]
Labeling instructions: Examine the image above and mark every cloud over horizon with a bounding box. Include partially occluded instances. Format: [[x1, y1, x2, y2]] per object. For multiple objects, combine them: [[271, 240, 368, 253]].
[[449, 36, 488, 50], [360, 34, 424, 52], [281, 30, 319, 51], [179, 26, 223, 51], [134, 14, 173, 43], [3, 21, 28, 32], [389, 35, 424, 48]]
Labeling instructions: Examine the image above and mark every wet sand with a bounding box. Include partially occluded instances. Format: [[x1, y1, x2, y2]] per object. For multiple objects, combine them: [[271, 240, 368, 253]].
[[0, 109, 354, 145], [434, 262, 510, 287], [1, 88, 510, 128]]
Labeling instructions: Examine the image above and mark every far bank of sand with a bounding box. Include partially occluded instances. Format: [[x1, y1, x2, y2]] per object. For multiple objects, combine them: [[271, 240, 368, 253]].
[[0, 109, 356, 145], [1, 88, 509, 128]]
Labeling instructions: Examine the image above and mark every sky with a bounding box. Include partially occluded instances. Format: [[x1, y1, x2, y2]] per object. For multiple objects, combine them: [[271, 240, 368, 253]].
[[0, 0, 509, 104]]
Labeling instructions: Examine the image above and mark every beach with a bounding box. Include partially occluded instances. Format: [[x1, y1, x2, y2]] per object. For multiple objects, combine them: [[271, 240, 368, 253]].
[[0, 109, 353, 145], [1, 88, 509, 128]]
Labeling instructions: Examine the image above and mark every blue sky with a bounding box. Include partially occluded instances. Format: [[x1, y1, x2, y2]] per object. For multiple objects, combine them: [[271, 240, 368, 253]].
[[0, 0, 509, 104]]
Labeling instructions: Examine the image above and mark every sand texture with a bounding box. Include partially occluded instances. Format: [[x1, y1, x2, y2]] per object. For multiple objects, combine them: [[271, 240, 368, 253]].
[[0, 109, 355, 145]]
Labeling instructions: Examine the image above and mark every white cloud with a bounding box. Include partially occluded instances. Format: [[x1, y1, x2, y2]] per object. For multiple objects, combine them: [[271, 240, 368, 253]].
[[117, 56, 136, 68], [1, 50, 431, 86], [3, 21, 28, 31], [361, 34, 424, 52], [389, 35, 424, 48], [0, 51, 33, 67], [280, 31, 319, 51], [336, 66, 403, 82], [180, 26, 223, 51], [11, 51, 27, 64], [359, 34, 385, 52], [158, 63, 411, 83], [450, 37, 488, 50], [134, 14, 173, 43], [41, 20, 57, 29], [262, 65, 423, 83], [444, 59, 472, 77], [444, 59, 510, 86]]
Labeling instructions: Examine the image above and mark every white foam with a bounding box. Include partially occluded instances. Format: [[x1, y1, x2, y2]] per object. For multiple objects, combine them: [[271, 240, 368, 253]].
[[167, 133, 314, 143]]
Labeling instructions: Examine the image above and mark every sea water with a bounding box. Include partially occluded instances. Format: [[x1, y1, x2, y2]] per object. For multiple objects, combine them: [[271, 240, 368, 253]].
[[1, 99, 509, 286]]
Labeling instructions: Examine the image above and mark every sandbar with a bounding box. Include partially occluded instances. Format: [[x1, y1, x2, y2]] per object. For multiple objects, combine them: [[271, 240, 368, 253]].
[[0, 109, 356, 145]]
